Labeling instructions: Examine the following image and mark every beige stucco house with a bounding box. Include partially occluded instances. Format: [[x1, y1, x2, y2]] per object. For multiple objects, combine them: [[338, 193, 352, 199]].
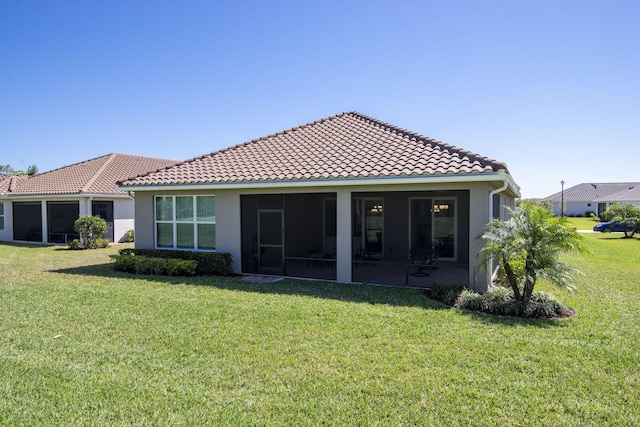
[[118, 112, 520, 291]]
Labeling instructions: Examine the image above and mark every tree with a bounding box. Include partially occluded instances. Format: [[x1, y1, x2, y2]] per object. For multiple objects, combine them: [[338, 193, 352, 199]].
[[0, 164, 38, 176], [604, 203, 640, 238], [479, 200, 588, 308], [74, 215, 107, 249]]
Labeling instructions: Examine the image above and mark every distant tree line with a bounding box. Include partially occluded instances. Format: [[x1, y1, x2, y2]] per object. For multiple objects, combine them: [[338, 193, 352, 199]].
[[0, 164, 38, 176]]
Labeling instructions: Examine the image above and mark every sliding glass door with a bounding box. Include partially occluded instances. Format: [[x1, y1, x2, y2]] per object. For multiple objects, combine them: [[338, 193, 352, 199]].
[[409, 198, 457, 260], [353, 198, 384, 258]]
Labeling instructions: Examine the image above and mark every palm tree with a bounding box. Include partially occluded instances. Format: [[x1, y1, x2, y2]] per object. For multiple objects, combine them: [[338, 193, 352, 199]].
[[480, 200, 587, 308]]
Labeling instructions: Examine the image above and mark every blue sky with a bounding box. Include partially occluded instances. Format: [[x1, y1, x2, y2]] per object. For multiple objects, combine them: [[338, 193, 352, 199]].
[[1, 0, 638, 198]]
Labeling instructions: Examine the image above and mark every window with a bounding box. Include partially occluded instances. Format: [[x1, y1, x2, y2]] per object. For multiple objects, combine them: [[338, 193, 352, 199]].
[[155, 196, 216, 250], [0, 202, 4, 230]]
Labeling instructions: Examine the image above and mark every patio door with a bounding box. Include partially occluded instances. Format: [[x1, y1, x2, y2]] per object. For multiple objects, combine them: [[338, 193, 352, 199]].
[[258, 210, 285, 275], [92, 201, 114, 242], [409, 198, 457, 260], [353, 198, 384, 258]]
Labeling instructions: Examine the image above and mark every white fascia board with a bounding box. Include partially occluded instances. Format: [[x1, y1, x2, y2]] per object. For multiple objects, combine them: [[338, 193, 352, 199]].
[[0, 193, 133, 201], [118, 172, 518, 193]]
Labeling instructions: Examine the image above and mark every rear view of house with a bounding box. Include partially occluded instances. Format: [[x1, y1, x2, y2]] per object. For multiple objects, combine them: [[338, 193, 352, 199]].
[[0, 153, 178, 244], [119, 112, 520, 291]]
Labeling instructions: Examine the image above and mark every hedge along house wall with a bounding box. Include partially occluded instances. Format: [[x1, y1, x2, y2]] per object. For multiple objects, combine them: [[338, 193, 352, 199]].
[[116, 248, 233, 276]]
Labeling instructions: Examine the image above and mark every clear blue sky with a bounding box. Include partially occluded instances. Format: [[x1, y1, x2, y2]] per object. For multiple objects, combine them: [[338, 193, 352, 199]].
[[2, 0, 638, 198]]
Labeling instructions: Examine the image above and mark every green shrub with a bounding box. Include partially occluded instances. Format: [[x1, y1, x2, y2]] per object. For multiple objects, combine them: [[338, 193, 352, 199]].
[[95, 238, 110, 249], [124, 229, 134, 243], [455, 289, 485, 311], [117, 248, 233, 276], [527, 291, 575, 318], [67, 239, 82, 250], [449, 287, 574, 319], [429, 285, 465, 306], [73, 215, 107, 249], [111, 254, 197, 276], [480, 287, 518, 316]]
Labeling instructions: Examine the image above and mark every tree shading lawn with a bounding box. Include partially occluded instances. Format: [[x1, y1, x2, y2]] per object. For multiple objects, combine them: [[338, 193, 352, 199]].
[[1, 237, 638, 425]]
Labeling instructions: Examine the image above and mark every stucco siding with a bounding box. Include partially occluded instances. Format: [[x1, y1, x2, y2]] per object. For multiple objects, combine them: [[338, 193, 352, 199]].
[[133, 193, 155, 249], [0, 201, 12, 241], [113, 198, 134, 242]]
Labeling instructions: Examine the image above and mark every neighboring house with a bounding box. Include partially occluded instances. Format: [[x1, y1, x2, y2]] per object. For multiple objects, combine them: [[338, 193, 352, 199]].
[[0, 153, 178, 244], [542, 182, 640, 217], [119, 112, 520, 291]]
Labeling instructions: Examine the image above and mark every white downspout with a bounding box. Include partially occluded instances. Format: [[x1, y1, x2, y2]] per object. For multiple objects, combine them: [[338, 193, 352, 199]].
[[486, 179, 509, 288], [488, 179, 509, 221]]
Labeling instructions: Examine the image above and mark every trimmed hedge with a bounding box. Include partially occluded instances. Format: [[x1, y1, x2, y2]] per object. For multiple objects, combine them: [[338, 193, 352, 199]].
[[116, 248, 234, 276], [111, 254, 197, 276]]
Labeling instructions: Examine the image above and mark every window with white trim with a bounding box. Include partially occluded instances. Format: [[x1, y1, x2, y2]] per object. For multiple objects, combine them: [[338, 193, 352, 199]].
[[155, 196, 216, 250], [0, 202, 4, 230]]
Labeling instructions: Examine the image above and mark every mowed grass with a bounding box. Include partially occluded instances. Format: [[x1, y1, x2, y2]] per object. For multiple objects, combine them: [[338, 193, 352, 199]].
[[566, 216, 600, 230], [1, 237, 639, 426]]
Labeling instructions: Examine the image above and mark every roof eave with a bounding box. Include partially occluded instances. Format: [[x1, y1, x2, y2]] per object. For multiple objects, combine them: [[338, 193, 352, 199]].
[[0, 192, 133, 200], [119, 171, 520, 194]]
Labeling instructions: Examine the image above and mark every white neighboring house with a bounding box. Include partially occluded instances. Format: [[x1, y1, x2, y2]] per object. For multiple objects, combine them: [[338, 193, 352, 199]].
[[0, 153, 177, 244], [598, 185, 640, 209], [542, 182, 640, 217]]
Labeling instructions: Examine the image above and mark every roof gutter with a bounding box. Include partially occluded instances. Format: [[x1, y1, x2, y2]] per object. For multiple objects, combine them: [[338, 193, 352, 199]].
[[485, 177, 511, 290], [117, 171, 518, 192]]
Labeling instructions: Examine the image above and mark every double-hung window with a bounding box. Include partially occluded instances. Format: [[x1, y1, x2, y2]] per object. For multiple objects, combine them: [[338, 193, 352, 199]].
[[0, 202, 4, 230], [155, 196, 216, 250]]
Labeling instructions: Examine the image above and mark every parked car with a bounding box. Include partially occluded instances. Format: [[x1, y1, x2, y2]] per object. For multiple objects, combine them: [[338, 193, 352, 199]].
[[593, 221, 635, 233]]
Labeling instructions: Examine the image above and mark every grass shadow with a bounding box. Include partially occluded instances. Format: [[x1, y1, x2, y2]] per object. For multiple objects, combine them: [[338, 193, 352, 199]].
[[1, 241, 55, 249], [51, 263, 449, 310], [594, 234, 640, 241], [456, 307, 572, 328]]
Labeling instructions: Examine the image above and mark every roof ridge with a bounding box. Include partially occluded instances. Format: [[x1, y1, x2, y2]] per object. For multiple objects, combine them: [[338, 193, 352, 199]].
[[80, 153, 117, 193], [8, 175, 26, 192], [31, 153, 114, 179]]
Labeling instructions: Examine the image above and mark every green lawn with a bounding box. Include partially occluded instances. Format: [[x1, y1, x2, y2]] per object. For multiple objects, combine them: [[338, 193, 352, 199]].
[[1, 237, 639, 426], [566, 216, 601, 230]]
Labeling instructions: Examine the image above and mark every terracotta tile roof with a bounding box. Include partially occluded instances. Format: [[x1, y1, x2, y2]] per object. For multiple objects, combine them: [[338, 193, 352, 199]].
[[542, 182, 640, 203], [0, 175, 28, 194], [120, 112, 511, 187], [1, 153, 178, 196]]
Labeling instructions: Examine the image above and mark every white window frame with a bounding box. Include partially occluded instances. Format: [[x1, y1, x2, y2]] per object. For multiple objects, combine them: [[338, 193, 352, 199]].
[[0, 202, 4, 230], [154, 195, 216, 251]]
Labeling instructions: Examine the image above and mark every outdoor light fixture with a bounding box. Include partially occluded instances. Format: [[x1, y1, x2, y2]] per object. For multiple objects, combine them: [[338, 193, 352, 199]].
[[432, 204, 449, 213], [561, 180, 565, 217]]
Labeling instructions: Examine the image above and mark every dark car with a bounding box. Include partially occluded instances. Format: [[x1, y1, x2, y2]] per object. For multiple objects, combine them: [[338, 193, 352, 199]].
[[593, 221, 635, 233]]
